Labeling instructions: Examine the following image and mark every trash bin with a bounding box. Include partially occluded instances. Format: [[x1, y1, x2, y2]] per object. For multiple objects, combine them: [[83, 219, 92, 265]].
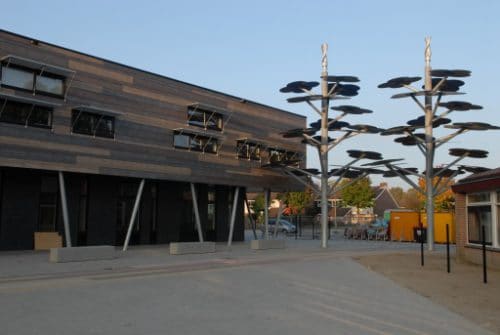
[[413, 227, 427, 243]]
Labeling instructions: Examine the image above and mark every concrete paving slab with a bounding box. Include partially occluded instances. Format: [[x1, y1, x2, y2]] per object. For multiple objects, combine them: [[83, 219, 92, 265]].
[[0, 239, 491, 335]]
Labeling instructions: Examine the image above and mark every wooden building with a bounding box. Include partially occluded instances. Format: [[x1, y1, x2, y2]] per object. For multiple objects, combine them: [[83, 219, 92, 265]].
[[0, 30, 305, 250]]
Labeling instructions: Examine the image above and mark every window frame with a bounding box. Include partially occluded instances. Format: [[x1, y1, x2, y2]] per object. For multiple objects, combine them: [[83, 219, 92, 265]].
[[236, 140, 262, 161], [466, 190, 500, 248], [71, 109, 115, 139], [0, 98, 53, 129], [0, 63, 66, 98], [173, 130, 219, 154], [187, 106, 224, 132]]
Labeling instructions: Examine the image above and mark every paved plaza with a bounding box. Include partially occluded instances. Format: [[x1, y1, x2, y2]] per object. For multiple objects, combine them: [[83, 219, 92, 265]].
[[0, 238, 494, 335]]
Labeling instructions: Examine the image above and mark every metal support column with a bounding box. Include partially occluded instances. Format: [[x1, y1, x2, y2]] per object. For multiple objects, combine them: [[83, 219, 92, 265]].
[[264, 188, 270, 240], [123, 179, 145, 251], [190, 183, 204, 242], [58, 171, 72, 247], [227, 187, 240, 247], [424, 37, 435, 251], [320, 43, 329, 248]]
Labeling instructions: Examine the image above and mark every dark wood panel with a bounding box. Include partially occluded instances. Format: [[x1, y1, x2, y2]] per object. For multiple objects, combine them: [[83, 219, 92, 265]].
[[0, 30, 306, 190]]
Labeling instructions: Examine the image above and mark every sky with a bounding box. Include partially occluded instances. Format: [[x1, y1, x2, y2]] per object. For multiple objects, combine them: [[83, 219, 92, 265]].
[[2, 0, 499, 189]]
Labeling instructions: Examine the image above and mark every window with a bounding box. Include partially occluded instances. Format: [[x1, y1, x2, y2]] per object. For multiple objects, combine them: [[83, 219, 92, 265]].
[[36, 73, 64, 96], [467, 205, 492, 245], [0, 98, 52, 128], [71, 110, 115, 138], [467, 192, 495, 246], [173, 130, 218, 154], [268, 148, 300, 164], [236, 140, 261, 161], [187, 106, 223, 131], [1, 64, 65, 97], [1, 66, 34, 90]]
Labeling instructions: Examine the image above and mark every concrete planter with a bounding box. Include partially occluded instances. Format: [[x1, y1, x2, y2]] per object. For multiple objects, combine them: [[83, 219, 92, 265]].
[[250, 239, 286, 250], [169, 242, 216, 255], [50, 246, 117, 263]]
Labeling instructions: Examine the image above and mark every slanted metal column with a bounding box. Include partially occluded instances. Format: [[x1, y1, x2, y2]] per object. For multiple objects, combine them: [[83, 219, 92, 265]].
[[190, 183, 204, 242], [58, 171, 72, 247], [227, 187, 240, 247], [123, 179, 145, 251], [244, 192, 258, 239], [264, 188, 270, 240]]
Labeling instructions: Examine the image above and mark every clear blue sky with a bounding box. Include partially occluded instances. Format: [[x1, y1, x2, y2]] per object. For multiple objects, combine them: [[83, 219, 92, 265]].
[[2, 0, 499, 189]]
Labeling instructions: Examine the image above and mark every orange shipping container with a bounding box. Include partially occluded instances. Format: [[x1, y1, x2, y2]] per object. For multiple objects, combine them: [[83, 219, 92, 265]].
[[420, 212, 455, 244], [388, 210, 420, 242]]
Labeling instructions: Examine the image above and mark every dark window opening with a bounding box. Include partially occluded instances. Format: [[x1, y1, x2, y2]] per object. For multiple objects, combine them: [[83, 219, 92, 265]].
[[236, 140, 261, 161], [72, 110, 115, 139], [187, 106, 223, 131], [0, 98, 53, 128], [268, 148, 300, 164], [173, 131, 218, 154]]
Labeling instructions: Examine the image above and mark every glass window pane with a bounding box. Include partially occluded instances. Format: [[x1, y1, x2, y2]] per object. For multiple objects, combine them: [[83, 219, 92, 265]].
[[467, 205, 492, 244], [468, 192, 490, 203], [1, 66, 34, 90], [173, 133, 190, 148], [72, 111, 94, 135], [28, 106, 52, 128], [95, 116, 114, 138], [36, 75, 64, 96], [187, 107, 223, 131], [0, 100, 31, 125]]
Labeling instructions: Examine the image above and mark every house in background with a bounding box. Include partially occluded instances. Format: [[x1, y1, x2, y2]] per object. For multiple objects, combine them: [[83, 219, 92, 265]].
[[452, 168, 500, 269], [315, 182, 400, 224]]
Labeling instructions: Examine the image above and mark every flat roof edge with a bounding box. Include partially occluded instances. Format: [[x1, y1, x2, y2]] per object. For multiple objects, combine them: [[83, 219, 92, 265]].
[[0, 29, 306, 120]]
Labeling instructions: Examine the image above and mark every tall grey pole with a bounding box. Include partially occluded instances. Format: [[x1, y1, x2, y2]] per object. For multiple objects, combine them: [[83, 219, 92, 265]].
[[58, 171, 72, 247], [190, 183, 204, 242], [227, 187, 240, 247], [320, 43, 329, 248], [123, 178, 145, 251], [264, 188, 270, 240], [424, 37, 435, 251]]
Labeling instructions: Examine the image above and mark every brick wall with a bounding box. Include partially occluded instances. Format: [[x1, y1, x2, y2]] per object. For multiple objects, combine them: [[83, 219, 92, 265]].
[[454, 193, 466, 259]]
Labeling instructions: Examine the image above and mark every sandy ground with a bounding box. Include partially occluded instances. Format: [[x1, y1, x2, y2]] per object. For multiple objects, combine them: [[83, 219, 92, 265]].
[[354, 252, 500, 334]]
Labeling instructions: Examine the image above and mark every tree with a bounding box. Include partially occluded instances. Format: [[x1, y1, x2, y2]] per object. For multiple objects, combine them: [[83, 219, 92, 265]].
[[417, 177, 455, 211], [283, 189, 313, 215], [340, 177, 375, 212], [251, 194, 265, 221]]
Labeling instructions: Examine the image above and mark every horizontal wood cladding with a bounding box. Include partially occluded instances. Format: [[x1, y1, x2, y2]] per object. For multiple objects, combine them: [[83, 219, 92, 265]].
[[0, 30, 306, 190]]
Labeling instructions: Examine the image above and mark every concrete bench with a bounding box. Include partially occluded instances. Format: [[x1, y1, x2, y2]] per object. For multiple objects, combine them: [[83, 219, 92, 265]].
[[169, 242, 216, 255], [250, 239, 286, 250], [49, 246, 117, 263]]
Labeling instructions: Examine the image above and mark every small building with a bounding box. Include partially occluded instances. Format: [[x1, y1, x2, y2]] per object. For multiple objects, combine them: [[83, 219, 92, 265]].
[[321, 182, 400, 224], [0, 30, 305, 250], [452, 168, 500, 269]]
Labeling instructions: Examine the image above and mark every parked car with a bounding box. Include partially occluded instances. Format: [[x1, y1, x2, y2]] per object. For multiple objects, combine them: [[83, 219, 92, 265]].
[[261, 219, 297, 234]]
